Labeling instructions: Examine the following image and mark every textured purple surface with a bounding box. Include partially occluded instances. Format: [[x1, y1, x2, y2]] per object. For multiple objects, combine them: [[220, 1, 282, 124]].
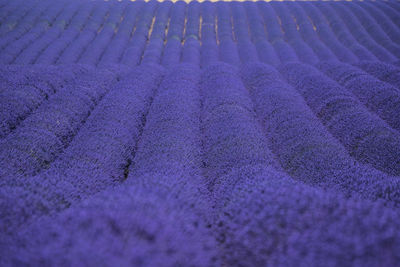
[[1, 0, 400, 266]]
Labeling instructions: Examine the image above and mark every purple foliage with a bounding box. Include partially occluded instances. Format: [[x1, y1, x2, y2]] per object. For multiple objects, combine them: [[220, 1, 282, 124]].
[[99, 2, 143, 66], [347, 2, 400, 58], [331, 2, 397, 62], [141, 2, 171, 66], [1, 64, 218, 267], [3, 184, 218, 266], [241, 63, 400, 203], [161, 2, 185, 66], [0, 67, 115, 184], [200, 63, 281, 183], [212, 164, 400, 266], [36, 2, 95, 65], [78, 1, 128, 66], [314, 2, 378, 61], [200, 2, 218, 68], [2, 1, 400, 265], [231, 3, 259, 64], [121, 2, 158, 67], [0, 65, 68, 139], [0, 0, 53, 51], [57, 2, 110, 64], [244, 2, 281, 65], [319, 61, 400, 132], [280, 62, 400, 176], [286, 2, 338, 62], [181, 2, 201, 66], [271, 2, 319, 64], [354, 60, 400, 90], [13, 1, 81, 65], [301, 2, 358, 63], [0, 1, 66, 64], [0, 64, 163, 235]]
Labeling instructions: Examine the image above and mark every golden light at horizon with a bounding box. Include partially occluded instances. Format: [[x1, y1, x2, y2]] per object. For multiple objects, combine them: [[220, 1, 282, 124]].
[[128, 0, 366, 2]]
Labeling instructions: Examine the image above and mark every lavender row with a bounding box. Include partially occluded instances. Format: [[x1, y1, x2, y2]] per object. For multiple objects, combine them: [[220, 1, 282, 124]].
[[300, 2, 359, 63], [140, 2, 171, 65], [244, 3, 280, 66], [0, 0, 22, 26], [0, 64, 46, 93], [319, 62, 400, 132], [200, 2, 218, 67], [0, 0, 52, 51], [280, 62, 400, 176], [126, 64, 214, 228], [124, 65, 217, 265], [161, 2, 186, 66], [121, 1, 158, 67], [314, 2, 378, 61], [35, 2, 96, 65], [0, 1, 66, 64], [314, 3, 379, 62], [0, 67, 115, 185], [375, 1, 400, 28], [0, 65, 68, 139], [13, 1, 82, 65], [349, 2, 400, 56], [0, 64, 164, 236], [2, 1, 400, 66], [271, 2, 319, 64], [258, 2, 299, 63], [200, 63, 400, 266], [212, 163, 400, 266], [241, 63, 400, 204], [217, 2, 240, 66], [200, 63, 281, 184], [57, 2, 111, 64], [385, 1, 400, 15], [78, 1, 128, 66], [355, 61, 400, 90], [332, 2, 397, 62], [360, 2, 400, 44], [3, 178, 217, 266], [98, 2, 143, 66], [181, 2, 200, 65], [0, 0, 37, 37], [129, 65, 203, 187], [1, 64, 219, 267], [285, 2, 338, 62], [231, 3, 259, 64]]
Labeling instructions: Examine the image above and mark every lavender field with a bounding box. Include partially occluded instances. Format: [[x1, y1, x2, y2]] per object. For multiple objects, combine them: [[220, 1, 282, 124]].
[[1, 0, 400, 266]]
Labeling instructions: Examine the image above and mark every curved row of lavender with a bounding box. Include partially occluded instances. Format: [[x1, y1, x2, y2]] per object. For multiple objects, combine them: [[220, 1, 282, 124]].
[[1, 0, 400, 266]]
